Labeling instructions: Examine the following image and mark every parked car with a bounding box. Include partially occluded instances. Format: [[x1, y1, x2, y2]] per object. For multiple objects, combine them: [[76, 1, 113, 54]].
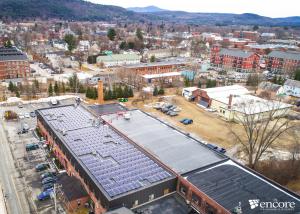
[[18, 103, 23, 108], [18, 128, 28, 135], [37, 189, 53, 201], [26, 143, 39, 151], [42, 183, 54, 192], [153, 102, 164, 110], [206, 143, 226, 154], [181, 119, 193, 125], [18, 113, 25, 119], [50, 98, 58, 106], [41, 171, 56, 180], [42, 177, 57, 185], [169, 111, 178, 117], [30, 111, 36, 117], [35, 163, 50, 172], [24, 113, 30, 118]]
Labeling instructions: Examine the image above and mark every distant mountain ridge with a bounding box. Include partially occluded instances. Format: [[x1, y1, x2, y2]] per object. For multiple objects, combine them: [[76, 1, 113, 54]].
[[0, 0, 299, 26], [0, 0, 153, 22], [127, 6, 167, 13]]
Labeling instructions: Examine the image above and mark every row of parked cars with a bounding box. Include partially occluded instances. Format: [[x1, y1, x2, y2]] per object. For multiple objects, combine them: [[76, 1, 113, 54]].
[[153, 102, 181, 117], [25, 141, 57, 201]]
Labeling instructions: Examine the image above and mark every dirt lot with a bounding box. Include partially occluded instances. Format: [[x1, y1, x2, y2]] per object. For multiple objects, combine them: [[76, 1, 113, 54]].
[[126, 95, 299, 152]]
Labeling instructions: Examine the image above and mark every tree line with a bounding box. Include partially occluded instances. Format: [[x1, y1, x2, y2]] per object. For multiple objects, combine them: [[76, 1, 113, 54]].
[[104, 85, 133, 101]]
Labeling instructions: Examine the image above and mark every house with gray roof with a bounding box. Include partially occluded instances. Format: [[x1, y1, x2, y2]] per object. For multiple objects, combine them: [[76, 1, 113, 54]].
[[284, 79, 300, 97]]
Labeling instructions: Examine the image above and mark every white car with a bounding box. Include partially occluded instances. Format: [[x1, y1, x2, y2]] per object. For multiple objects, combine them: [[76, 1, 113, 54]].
[[18, 113, 25, 119], [24, 113, 30, 118]]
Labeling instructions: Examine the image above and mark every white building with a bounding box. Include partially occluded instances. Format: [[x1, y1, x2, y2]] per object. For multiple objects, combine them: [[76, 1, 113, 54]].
[[198, 85, 291, 122], [96, 53, 141, 67], [283, 79, 300, 98]]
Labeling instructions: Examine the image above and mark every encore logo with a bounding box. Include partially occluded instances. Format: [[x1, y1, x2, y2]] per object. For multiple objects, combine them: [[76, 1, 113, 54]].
[[249, 199, 296, 211]]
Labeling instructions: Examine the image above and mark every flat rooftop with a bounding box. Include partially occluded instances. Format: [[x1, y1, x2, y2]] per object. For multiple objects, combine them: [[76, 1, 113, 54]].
[[186, 160, 300, 214], [123, 61, 186, 69], [38, 105, 173, 200], [102, 110, 226, 174], [88, 103, 127, 116], [133, 193, 198, 214]]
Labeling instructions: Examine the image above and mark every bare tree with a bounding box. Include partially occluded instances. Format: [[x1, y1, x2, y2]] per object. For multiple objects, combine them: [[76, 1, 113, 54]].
[[230, 100, 296, 169]]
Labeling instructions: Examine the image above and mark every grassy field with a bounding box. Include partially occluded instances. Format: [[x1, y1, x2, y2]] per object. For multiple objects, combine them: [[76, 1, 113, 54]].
[[127, 95, 299, 151]]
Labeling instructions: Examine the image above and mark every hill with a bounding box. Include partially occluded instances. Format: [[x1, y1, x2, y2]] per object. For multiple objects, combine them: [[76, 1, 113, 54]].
[[0, 0, 299, 26], [149, 11, 300, 26], [127, 6, 167, 13], [0, 0, 152, 22]]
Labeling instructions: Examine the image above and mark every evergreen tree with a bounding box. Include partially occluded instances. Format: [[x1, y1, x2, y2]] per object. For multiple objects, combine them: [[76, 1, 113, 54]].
[[136, 28, 144, 41], [153, 86, 159, 96], [34, 79, 40, 92], [93, 88, 98, 99], [108, 89, 113, 100], [158, 87, 165, 95], [64, 34, 77, 52], [206, 79, 212, 88], [107, 28, 116, 41], [4, 40, 12, 48], [197, 81, 202, 88], [8, 81, 14, 92], [150, 55, 156, 63], [294, 69, 300, 81], [15, 91, 20, 98], [54, 81, 59, 95], [48, 83, 53, 96], [104, 90, 109, 100], [62, 82, 66, 94], [116, 85, 123, 98], [119, 41, 127, 50], [123, 85, 129, 98], [128, 87, 134, 97], [184, 77, 190, 87]]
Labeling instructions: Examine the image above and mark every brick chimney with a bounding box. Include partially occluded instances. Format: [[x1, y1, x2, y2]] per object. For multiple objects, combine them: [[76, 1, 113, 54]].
[[98, 80, 104, 105], [228, 94, 233, 109]]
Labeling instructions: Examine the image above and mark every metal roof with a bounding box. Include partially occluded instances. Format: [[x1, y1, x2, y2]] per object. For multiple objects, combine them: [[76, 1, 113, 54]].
[[133, 193, 198, 214], [88, 103, 128, 116], [284, 79, 300, 88], [123, 61, 187, 69], [186, 160, 300, 214], [0, 47, 28, 61], [219, 48, 255, 58], [38, 105, 173, 200], [102, 110, 226, 174], [268, 50, 300, 61]]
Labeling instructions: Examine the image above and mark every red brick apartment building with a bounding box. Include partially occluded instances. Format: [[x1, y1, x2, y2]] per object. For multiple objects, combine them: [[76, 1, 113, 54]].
[[266, 50, 300, 74], [0, 47, 30, 80], [233, 30, 259, 41], [210, 45, 260, 72]]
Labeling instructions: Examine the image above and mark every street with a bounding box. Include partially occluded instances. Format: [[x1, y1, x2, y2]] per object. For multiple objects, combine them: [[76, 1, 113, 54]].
[[0, 120, 31, 214]]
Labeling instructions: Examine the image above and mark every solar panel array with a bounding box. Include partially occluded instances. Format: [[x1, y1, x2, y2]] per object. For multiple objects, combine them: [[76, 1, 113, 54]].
[[40, 105, 172, 198], [41, 106, 94, 131]]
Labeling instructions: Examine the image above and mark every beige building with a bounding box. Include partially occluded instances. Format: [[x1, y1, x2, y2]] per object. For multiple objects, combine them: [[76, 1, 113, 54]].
[[198, 85, 291, 122]]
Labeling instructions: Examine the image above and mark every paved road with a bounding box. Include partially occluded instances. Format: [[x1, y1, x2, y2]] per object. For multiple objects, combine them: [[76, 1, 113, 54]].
[[0, 120, 30, 214]]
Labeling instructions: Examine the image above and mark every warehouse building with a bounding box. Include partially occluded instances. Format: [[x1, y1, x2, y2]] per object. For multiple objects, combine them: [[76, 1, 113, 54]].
[[102, 109, 300, 214], [36, 105, 176, 214], [197, 85, 291, 122]]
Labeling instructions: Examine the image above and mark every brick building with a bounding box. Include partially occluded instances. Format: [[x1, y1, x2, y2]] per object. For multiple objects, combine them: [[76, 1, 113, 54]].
[[0, 47, 30, 80], [210, 45, 260, 72], [233, 30, 259, 41], [266, 50, 300, 74]]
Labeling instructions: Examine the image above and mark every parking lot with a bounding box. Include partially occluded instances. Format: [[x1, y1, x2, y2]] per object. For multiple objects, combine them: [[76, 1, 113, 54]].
[[0, 99, 75, 214]]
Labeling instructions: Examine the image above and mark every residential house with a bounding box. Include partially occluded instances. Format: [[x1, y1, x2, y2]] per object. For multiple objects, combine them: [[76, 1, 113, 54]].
[[283, 79, 300, 98], [257, 81, 284, 99]]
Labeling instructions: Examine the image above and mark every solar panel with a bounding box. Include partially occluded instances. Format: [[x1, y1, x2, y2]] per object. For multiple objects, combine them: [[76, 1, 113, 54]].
[[39, 105, 172, 198]]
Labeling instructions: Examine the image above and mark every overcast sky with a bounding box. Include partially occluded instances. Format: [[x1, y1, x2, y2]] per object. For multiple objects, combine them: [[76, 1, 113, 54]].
[[89, 0, 298, 18]]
